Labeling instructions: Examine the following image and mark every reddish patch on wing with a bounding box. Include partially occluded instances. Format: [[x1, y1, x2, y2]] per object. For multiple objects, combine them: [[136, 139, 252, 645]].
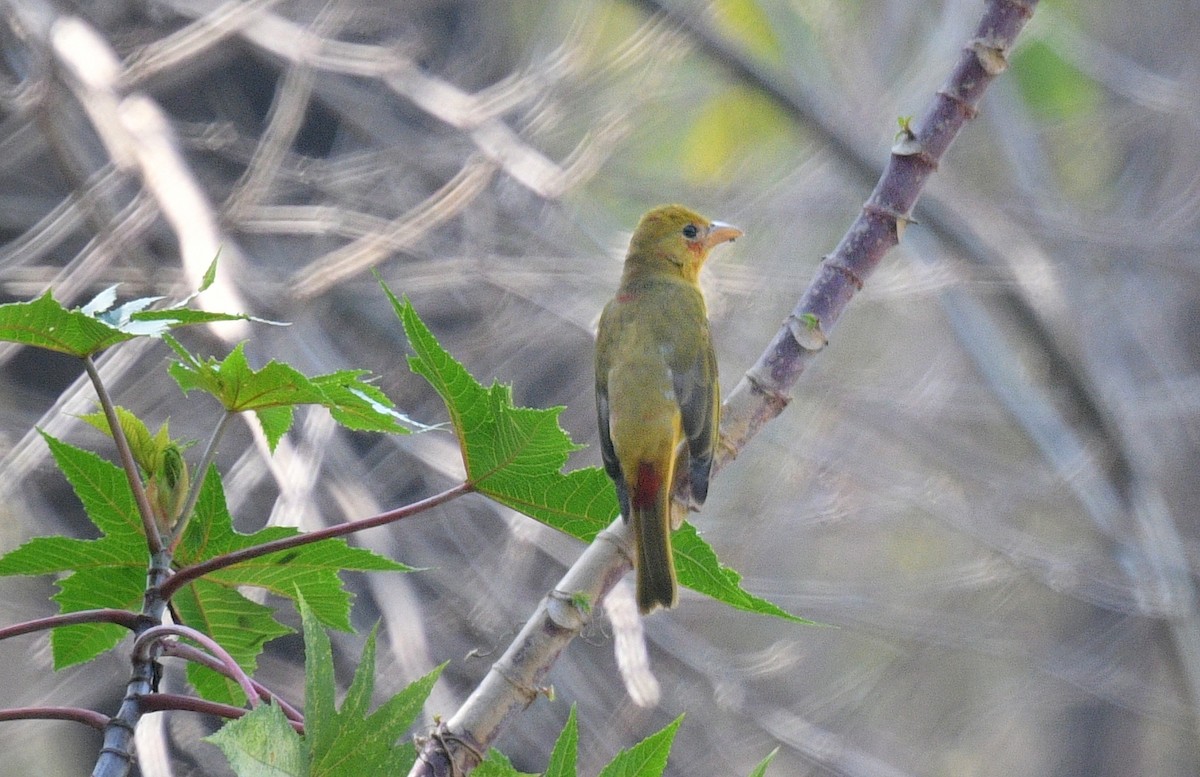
[[616, 290, 636, 303], [633, 462, 662, 509]]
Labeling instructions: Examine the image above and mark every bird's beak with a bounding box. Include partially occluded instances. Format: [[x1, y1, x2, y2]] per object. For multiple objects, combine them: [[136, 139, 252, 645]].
[[704, 221, 743, 248]]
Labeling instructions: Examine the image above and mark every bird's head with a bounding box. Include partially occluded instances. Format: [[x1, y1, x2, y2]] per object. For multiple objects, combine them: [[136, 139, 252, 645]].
[[625, 204, 742, 282]]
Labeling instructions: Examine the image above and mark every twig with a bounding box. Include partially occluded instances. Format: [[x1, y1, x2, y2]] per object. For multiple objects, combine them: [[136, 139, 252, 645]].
[[82, 355, 163, 553], [159, 481, 472, 600], [0, 608, 143, 641], [0, 706, 109, 730]]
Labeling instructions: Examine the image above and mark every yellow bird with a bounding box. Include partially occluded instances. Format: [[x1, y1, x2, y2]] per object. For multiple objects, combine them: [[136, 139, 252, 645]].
[[595, 205, 741, 613]]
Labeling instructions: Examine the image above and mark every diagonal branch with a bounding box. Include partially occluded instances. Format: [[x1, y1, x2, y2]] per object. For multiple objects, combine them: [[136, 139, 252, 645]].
[[407, 0, 1039, 774]]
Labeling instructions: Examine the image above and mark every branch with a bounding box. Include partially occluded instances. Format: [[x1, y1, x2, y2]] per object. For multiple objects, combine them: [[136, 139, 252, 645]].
[[0, 706, 109, 730], [163, 642, 305, 724], [408, 0, 1039, 774], [159, 482, 471, 599], [136, 693, 304, 732], [82, 355, 163, 554], [0, 608, 143, 641], [133, 625, 259, 709]]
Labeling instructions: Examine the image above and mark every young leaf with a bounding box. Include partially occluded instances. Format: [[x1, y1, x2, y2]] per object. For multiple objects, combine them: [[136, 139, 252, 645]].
[[596, 715, 683, 777], [206, 702, 305, 777], [168, 342, 414, 450], [78, 407, 190, 478], [385, 286, 804, 621]]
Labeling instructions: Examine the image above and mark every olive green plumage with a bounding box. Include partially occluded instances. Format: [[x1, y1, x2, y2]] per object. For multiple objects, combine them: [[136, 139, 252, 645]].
[[595, 205, 741, 613]]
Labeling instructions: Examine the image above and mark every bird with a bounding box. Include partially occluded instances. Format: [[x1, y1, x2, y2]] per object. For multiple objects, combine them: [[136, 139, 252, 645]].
[[595, 204, 741, 613]]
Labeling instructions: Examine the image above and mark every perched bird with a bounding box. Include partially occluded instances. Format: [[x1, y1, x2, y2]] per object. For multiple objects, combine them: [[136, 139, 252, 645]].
[[595, 205, 742, 613]]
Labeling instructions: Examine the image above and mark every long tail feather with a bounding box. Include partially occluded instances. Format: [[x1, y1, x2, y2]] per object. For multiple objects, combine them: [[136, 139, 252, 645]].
[[632, 462, 678, 613]]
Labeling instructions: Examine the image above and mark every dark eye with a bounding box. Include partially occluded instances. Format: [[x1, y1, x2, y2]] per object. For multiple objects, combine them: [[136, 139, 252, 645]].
[[682, 224, 699, 239]]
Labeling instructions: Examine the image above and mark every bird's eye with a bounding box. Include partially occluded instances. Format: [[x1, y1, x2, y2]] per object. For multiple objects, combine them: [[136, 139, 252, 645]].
[[682, 224, 699, 239]]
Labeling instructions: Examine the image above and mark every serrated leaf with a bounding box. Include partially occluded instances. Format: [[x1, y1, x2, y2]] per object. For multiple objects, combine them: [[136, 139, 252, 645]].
[[255, 406, 295, 452], [169, 343, 413, 444], [296, 598, 446, 777], [674, 525, 810, 623], [386, 288, 609, 540], [0, 434, 149, 666], [177, 578, 292, 705], [199, 254, 219, 292], [475, 749, 537, 777], [386, 287, 803, 620], [124, 308, 256, 337], [206, 702, 305, 777], [0, 291, 134, 356], [78, 407, 179, 475], [544, 705, 578, 777], [180, 467, 409, 628], [597, 715, 683, 777], [747, 747, 780, 777]]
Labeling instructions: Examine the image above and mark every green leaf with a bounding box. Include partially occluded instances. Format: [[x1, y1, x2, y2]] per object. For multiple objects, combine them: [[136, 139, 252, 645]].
[[475, 750, 537, 777], [747, 747, 780, 777], [176, 579, 291, 705], [78, 408, 189, 477], [544, 705, 578, 777], [168, 342, 413, 450], [674, 524, 810, 623], [385, 287, 612, 540], [0, 291, 133, 356], [597, 715, 683, 777], [300, 597, 446, 777], [125, 308, 258, 337], [0, 276, 273, 354], [169, 466, 410, 703], [0, 432, 410, 682], [0, 433, 148, 667], [386, 286, 804, 620], [206, 702, 305, 777]]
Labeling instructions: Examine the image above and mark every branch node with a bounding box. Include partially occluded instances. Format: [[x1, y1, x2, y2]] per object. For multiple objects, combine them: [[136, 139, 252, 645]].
[[785, 312, 828, 352], [596, 524, 634, 565], [744, 368, 792, 412], [547, 589, 591, 631], [829, 261, 865, 290], [968, 37, 1010, 76], [98, 746, 136, 763], [492, 662, 539, 704], [936, 88, 980, 120], [862, 203, 917, 242], [426, 721, 484, 777]]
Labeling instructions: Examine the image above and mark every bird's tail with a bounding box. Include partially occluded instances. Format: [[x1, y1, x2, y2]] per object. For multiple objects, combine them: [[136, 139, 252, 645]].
[[631, 461, 678, 613]]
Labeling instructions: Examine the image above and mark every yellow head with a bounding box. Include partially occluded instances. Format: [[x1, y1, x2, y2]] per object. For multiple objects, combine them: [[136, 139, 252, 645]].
[[625, 204, 742, 283]]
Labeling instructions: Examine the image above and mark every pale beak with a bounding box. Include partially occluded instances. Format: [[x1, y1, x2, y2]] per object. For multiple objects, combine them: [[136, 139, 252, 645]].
[[704, 221, 743, 248]]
